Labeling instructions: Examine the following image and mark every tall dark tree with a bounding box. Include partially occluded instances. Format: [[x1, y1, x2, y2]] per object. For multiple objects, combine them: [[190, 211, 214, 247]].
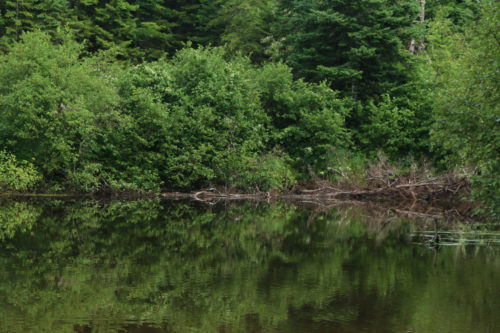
[[170, 0, 201, 44], [212, 0, 273, 60], [426, 0, 478, 26], [191, 0, 225, 46], [133, 0, 177, 59], [0, 0, 71, 50], [69, 0, 204, 60], [0, 0, 37, 45], [274, 0, 419, 100], [69, 0, 139, 59]]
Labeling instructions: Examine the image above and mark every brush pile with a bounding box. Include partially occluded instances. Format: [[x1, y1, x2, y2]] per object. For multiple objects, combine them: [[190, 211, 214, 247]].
[[299, 176, 469, 203], [298, 157, 471, 207]]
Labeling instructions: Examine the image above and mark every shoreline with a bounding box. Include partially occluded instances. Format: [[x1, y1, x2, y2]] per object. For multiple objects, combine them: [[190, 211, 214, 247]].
[[0, 177, 471, 204], [0, 177, 476, 220]]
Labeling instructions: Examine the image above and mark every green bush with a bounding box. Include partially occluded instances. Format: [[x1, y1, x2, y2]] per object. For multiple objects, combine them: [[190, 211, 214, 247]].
[[0, 151, 41, 191], [0, 31, 124, 190], [123, 48, 349, 189], [0, 34, 352, 192], [430, 0, 500, 218], [321, 148, 368, 186], [123, 47, 270, 189], [0, 32, 161, 192], [225, 150, 297, 191], [256, 62, 350, 173], [359, 94, 417, 158]]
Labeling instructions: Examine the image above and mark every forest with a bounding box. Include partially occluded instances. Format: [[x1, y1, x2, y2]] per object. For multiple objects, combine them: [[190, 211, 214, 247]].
[[0, 0, 498, 218]]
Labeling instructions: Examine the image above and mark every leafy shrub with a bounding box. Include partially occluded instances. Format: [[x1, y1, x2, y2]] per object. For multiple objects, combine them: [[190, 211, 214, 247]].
[[430, 0, 500, 218], [359, 94, 417, 158], [0, 32, 160, 192], [472, 166, 500, 219], [256, 62, 350, 172], [0, 151, 41, 191], [0, 32, 123, 190], [354, 56, 435, 160], [123, 47, 270, 189], [124, 48, 349, 189], [321, 148, 368, 186], [0, 34, 352, 192], [225, 150, 297, 191]]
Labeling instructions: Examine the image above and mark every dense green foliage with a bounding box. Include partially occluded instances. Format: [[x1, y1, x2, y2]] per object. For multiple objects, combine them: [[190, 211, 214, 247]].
[[0, 0, 498, 215], [0, 32, 126, 191], [268, 0, 435, 157], [430, 1, 500, 218], [0, 151, 40, 191], [273, 0, 417, 98], [0, 33, 349, 191]]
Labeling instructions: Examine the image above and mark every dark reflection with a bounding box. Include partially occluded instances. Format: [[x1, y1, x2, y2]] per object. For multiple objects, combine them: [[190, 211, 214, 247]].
[[424, 219, 441, 267], [0, 198, 499, 333]]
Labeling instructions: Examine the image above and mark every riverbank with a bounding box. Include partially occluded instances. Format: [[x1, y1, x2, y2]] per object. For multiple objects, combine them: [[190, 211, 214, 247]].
[[2, 172, 475, 220], [162, 175, 473, 220]]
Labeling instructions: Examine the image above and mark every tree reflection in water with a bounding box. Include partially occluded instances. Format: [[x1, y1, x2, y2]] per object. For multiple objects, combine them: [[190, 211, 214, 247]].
[[0, 198, 498, 333]]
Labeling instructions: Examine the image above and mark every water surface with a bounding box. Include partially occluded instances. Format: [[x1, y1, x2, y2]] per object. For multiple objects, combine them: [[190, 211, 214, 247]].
[[0, 199, 498, 332]]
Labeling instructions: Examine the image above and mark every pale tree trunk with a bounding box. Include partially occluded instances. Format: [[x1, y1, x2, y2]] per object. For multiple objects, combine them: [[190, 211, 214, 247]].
[[408, 39, 416, 54], [409, 0, 425, 54], [417, 0, 426, 54]]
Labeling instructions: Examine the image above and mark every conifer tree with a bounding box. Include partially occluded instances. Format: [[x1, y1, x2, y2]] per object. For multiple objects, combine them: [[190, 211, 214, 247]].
[[1, 0, 38, 48], [274, 0, 419, 101], [69, 0, 202, 60], [212, 0, 273, 60], [0, 0, 71, 51], [1, 1, 36, 40], [191, 0, 225, 46], [134, 0, 177, 59], [70, 0, 138, 59]]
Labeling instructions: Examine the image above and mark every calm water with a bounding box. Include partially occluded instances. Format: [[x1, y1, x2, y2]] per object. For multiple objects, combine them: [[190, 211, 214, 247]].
[[0, 198, 499, 333]]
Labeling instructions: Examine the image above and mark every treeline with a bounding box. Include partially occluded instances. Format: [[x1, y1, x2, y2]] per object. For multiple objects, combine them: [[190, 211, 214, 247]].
[[0, 1, 498, 217]]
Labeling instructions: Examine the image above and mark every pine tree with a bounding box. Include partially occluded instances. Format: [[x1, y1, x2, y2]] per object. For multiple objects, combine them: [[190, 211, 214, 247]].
[[70, 0, 138, 59], [69, 0, 201, 61], [0, 0, 71, 51], [274, 0, 419, 100], [34, 0, 71, 32], [133, 0, 177, 59], [191, 0, 225, 46], [0, 0, 37, 48], [212, 0, 273, 60], [169, 0, 202, 48]]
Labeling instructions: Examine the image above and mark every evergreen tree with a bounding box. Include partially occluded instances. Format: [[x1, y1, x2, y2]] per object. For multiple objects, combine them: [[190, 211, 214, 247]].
[[70, 0, 139, 59], [34, 0, 71, 32], [165, 0, 202, 50], [0, 0, 37, 45], [191, 0, 225, 46], [426, 0, 478, 26], [274, 0, 419, 100], [0, 0, 71, 50], [212, 0, 273, 60], [69, 0, 203, 60], [133, 0, 177, 59]]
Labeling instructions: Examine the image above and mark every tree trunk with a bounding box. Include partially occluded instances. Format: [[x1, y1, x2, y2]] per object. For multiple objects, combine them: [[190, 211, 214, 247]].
[[417, 0, 426, 54], [409, 0, 425, 54]]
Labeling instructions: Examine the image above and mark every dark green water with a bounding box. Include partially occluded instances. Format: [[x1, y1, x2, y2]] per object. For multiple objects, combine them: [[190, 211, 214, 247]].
[[0, 199, 499, 333]]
